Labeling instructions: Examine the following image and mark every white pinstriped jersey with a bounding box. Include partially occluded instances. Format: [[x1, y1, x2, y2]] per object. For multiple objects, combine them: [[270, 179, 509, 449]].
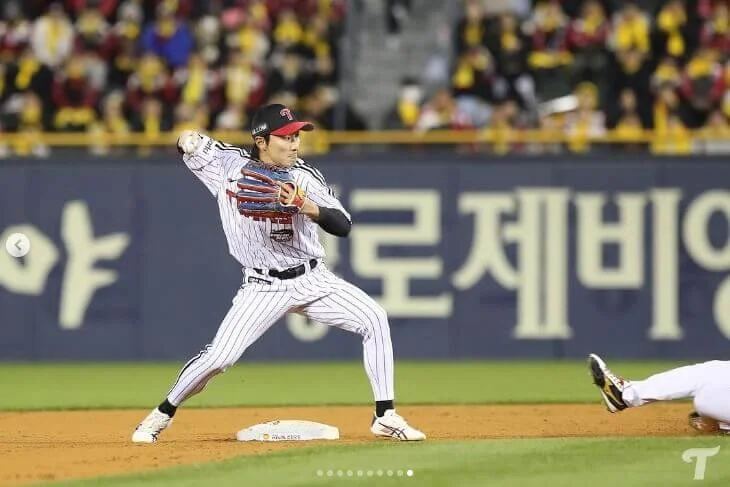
[[182, 135, 350, 270]]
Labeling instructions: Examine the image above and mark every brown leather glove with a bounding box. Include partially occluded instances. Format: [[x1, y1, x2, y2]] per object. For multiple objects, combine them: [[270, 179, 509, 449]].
[[688, 411, 720, 433]]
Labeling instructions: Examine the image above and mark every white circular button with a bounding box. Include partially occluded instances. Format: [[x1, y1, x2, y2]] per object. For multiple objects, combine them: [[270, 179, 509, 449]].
[[5, 233, 30, 258]]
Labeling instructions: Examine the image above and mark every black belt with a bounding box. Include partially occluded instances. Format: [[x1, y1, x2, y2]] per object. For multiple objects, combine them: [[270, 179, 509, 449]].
[[254, 259, 318, 280]]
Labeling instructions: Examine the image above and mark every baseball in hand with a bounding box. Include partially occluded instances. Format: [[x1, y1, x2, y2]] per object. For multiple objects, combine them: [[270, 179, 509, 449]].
[[177, 130, 202, 155]]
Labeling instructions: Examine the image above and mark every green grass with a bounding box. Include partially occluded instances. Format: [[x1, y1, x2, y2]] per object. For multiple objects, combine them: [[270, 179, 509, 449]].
[[47, 437, 730, 487], [0, 360, 693, 410]]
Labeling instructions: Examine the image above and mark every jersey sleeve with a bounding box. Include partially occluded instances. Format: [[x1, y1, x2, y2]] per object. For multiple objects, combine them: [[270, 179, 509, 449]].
[[182, 135, 250, 196], [296, 161, 351, 221]]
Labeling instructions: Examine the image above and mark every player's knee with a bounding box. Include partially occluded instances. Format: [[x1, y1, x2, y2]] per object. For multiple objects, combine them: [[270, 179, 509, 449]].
[[356, 303, 390, 339], [207, 356, 235, 374], [694, 384, 730, 421], [368, 303, 390, 330]]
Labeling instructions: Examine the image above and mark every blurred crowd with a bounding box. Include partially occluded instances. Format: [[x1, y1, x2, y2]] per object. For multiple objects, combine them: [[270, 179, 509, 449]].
[[1, 0, 728, 157], [385, 0, 730, 153], [0, 0, 351, 155]]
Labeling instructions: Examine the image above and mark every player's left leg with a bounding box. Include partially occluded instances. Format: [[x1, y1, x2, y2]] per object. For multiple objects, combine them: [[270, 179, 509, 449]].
[[297, 265, 425, 441], [622, 360, 730, 407]]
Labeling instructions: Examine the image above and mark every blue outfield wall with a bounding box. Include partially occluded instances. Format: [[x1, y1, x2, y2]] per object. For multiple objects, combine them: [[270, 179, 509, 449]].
[[0, 154, 728, 361]]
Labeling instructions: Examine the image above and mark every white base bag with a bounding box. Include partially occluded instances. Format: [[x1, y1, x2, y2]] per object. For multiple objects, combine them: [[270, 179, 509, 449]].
[[236, 420, 340, 442]]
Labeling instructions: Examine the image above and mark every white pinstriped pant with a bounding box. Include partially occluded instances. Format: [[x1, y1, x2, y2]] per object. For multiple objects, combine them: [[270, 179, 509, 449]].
[[623, 361, 730, 426], [166, 263, 394, 405]]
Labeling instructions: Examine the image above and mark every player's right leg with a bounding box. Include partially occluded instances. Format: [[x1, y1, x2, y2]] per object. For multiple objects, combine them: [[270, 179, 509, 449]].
[[693, 384, 730, 434], [131, 283, 292, 443], [589, 354, 730, 426], [299, 267, 425, 441]]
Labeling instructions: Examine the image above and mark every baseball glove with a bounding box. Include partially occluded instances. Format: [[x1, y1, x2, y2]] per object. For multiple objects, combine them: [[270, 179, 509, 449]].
[[688, 411, 720, 434], [226, 162, 307, 219]]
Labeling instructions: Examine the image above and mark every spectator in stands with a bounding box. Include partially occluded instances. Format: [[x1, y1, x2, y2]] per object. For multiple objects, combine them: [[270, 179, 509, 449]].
[[609, 2, 653, 114], [651, 56, 683, 92], [610, 1, 651, 57], [699, 2, 729, 59], [264, 90, 299, 112], [455, 0, 489, 55], [64, 0, 121, 19], [526, 0, 573, 100], [452, 46, 495, 101], [221, 49, 266, 113], [131, 97, 172, 135], [614, 113, 645, 151], [81, 48, 109, 93], [75, 3, 111, 53], [107, 37, 137, 89], [0, 64, 7, 108], [416, 87, 470, 132], [653, 112, 692, 153], [383, 76, 423, 130], [172, 102, 209, 133], [99, 90, 130, 135], [52, 56, 99, 132], [702, 109, 730, 133], [225, 10, 271, 67], [564, 81, 606, 152], [534, 111, 563, 153], [3, 47, 54, 111], [7, 92, 49, 157], [266, 47, 317, 99], [488, 100, 520, 154], [266, 0, 320, 21], [0, 1, 32, 64], [272, 9, 303, 49], [174, 53, 222, 114], [103, 1, 142, 90], [302, 12, 339, 81], [680, 47, 725, 127], [720, 59, 730, 120], [609, 86, 646, 150], [654, 84, 683, 132], [88, 90, 130, 155], [654, 0, 689, 60], [488, 13, 534, 107], [31, 2, 75, 69], [112, 0, 143, 44], [213, 101, 247, 131], [566, 0, 610, 88], [140, 2, 193, 69], [125, 52, 178, 113], [302, 84, 367, 131], [698, 109, 730, 155], [194, 16, 222, 65], [609, 87, 641, 128]]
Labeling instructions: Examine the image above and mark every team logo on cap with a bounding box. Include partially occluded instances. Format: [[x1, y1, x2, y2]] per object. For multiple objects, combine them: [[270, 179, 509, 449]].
[[280, 108, 294, 121]]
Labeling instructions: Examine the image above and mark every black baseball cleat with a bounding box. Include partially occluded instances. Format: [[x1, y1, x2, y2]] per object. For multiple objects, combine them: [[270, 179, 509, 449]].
[[588, 354, 629, 413]]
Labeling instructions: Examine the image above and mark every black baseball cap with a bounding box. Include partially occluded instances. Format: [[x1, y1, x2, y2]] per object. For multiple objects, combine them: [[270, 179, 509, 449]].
[[250, 104, 314, 138]]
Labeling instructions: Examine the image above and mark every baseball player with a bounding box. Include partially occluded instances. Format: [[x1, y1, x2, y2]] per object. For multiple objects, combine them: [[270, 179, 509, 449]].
[[131, 103, 426, 443], [589, 353, 730, 435]]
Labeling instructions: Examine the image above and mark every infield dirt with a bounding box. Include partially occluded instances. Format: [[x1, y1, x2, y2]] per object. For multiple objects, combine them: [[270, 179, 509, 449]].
[[0, 403, 700, 485]]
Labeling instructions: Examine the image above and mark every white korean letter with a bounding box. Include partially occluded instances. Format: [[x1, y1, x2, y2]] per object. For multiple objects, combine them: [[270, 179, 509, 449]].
[[59, 201, 130, 329], [575, 193, 646, 288], [350, 189, 451, 317]]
